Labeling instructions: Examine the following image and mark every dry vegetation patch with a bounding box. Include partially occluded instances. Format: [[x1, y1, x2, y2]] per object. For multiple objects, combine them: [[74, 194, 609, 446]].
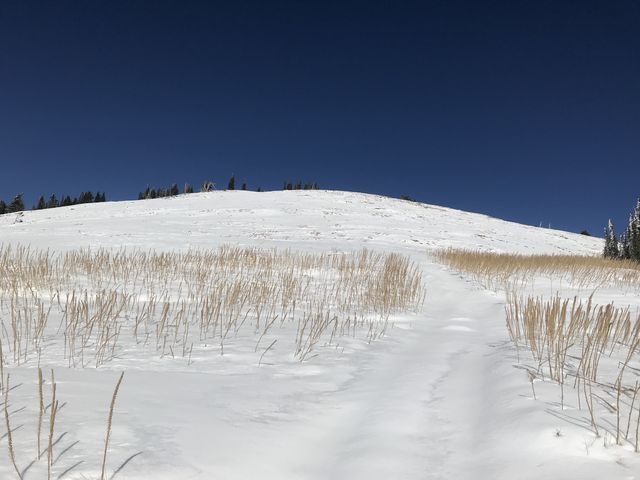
[[435, 248, 640, 290], [0, 245, 425, 368], [436, 248, 640, 449]]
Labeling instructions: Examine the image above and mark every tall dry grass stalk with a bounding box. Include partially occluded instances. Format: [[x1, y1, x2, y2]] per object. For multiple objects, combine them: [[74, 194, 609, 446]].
[[3, 373, 23, 479], [47, 369, 58, 480], [101, 371, 125, 480], [37, 367, 44, 458]]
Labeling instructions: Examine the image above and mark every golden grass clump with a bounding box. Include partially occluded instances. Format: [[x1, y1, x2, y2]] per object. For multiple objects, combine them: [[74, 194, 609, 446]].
[[506, 294, 640, 446]]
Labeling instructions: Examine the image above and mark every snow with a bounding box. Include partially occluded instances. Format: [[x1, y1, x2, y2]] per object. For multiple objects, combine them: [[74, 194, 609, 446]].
[[2, 189, 639, 479]]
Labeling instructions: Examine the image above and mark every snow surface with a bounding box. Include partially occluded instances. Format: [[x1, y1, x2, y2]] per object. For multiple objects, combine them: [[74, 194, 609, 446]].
[[3, 190, 639, 480]]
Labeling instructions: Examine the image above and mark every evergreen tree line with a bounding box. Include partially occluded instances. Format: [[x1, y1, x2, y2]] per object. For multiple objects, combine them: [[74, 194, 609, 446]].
[[0, 191, 105, 215], [603, 196, 640, 262], [138, 176, 252, 199], [137, 177, 319, 199], [138, 183, 183, 200], [283, 181, 319, 190], [34, 191, 106, 209]]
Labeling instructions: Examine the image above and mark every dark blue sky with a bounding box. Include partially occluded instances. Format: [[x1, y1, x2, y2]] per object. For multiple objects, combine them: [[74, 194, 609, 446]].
[[1, 1, 638, 235]]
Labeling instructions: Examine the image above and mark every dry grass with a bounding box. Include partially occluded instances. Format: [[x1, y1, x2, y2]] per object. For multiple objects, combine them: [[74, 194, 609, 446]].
[[434, 248, 640, 290], [0, 245, 425, 367], [4, 374, 22, 479], [101, 372, 124, 480], [1, 369, 126, 479], [506, 294, 640, 446], [436, 247, 640, 449], [0, 245, 425, 477]]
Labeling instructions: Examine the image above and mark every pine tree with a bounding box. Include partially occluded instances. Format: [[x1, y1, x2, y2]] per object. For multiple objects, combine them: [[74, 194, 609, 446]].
[[620, 232, 630, 259], [7, 194, 24, 213], [629, 198, 640, 261], [46, 195, 59, 209], [228, 175, 235, 190], [0, 200, 6, 215], [184, 183, 194, 194], [170, 183, 179, 196], [603, 219, 619, 259], [78, 191, 94, 204], [36, 196, 46, 210]]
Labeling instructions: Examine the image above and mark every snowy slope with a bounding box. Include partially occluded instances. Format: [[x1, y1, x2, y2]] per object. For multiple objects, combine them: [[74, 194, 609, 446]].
[[0, 190, 601, 255], [4, 190, 636, 480]]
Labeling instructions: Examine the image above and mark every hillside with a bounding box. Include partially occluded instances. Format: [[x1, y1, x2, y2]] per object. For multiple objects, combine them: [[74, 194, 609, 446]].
[[4, 191, 639, 480], [0, 190, 601, 255]]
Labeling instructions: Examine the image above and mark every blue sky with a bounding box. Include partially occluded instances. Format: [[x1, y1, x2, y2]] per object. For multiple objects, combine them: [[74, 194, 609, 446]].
[[0, 0, 638, 235]]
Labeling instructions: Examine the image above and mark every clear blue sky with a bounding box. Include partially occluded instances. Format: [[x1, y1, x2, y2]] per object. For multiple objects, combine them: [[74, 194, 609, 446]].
[[1, 0, 638, 235]]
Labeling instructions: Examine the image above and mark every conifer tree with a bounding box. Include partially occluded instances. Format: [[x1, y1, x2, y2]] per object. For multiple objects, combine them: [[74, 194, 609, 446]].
[[170, 183, 179, 196], [228, 175, 235, 190], [629, 198, 640, 261], [184, 183, 194, 194], [0, 200, 6, 215], [603, 219, 619, 259], [619, 232, 630, 259], [36, 196, 46, 210], [46, 195, 59, 209], [78, 191, 94, 204], [7, 194, 24, 213]]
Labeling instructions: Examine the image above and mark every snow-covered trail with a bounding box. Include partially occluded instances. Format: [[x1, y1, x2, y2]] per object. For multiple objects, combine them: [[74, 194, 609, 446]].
[[276, 262, 639, 480], [295, 262, 506, 480]]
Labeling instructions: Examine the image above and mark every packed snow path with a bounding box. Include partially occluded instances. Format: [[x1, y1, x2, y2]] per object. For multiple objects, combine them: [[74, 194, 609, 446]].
[[295, 263, 505, 480]]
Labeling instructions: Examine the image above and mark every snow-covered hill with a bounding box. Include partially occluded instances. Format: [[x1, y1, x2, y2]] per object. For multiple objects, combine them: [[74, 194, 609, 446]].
[[0, 190, 601, 255], [4, 190, 635, 480]]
